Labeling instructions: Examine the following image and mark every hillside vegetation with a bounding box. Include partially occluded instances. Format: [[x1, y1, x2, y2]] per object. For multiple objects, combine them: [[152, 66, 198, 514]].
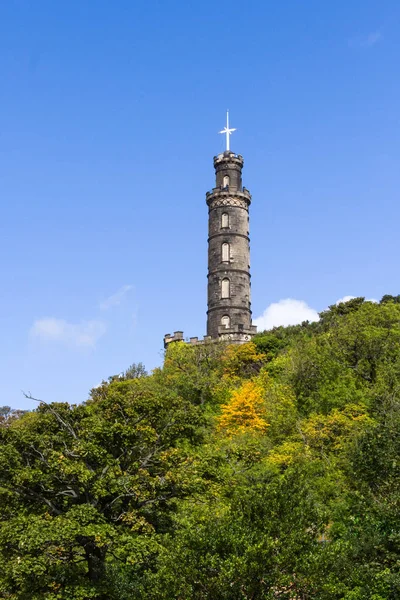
[[1, 296, 400, 599]]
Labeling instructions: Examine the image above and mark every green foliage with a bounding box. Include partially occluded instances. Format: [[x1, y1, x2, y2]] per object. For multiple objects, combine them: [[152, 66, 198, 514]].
[[123, 362, 147, 380], [157, 340, 226, 405], [2, 295, 400, 598], [220, 341, 266, 381], [380, 294, 400, 304], [0, 378, 203, 598], [318, 296, 366, 330], [146, 463, 329, 599]]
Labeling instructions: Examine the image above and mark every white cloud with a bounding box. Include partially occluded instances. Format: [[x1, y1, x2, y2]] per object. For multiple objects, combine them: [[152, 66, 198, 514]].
[[350, 30, 382, 48], [362, 30, 382, 47], [254, 299, 320, 331], [335, 295, 356, 305], [100, 285, 133, 310], [31, 318, 107, 348], [254, 295, 380, 333], [336, 296, 378, 305]]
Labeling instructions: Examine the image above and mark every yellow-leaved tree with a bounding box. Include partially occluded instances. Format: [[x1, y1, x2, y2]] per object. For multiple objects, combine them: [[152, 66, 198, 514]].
[[217, 380, 269, 436]]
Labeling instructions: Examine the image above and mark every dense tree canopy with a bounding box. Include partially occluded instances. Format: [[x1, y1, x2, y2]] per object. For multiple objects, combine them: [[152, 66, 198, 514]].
[[1, 296, 399, 599]]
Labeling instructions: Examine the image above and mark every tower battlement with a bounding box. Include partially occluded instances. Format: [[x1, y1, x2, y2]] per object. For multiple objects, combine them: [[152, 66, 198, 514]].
[[214, 151, 244, 166], [163, 332, 212, 348]]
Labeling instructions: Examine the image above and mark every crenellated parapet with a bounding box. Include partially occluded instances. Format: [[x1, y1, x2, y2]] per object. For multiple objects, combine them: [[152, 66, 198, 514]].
[[163, 332, 213, 349]]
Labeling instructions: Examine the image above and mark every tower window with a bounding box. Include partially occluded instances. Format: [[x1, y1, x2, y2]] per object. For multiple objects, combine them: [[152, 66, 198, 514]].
[[221, 213, 229, 228], [222, 242, 230, 262], [221, 315, 230, 329], [223, 175, 230, 188], [221, 278, 230, 299]]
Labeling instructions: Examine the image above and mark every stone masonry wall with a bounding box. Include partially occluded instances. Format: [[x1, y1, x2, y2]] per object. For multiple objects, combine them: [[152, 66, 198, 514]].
[[206, 151, 254, 340]]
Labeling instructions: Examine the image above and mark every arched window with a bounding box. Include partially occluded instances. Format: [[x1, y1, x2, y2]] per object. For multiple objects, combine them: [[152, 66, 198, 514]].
[[223, 175, 230, 188], [221, 213, 229, 228], [222, 242, 230, 262], [221, 315, 230, 329], [221, 278, 230, 299]]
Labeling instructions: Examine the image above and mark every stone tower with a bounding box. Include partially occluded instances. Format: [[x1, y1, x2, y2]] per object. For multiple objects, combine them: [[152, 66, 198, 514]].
[[206, 149, 257, 343], [163, 115, 257, 349]]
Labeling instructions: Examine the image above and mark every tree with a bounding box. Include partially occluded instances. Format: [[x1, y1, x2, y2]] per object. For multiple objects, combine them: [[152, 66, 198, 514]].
[[0, 406, 27, 427], [2, 297, 400, 598], [0, 378, 203, 599], [220, 342, 266, 381], [143, 459, 330, 599], [123, 362, 147, 380], [157, 340, 226, 405], [217, 380, 269, 436], [380, 294, 400, 304]]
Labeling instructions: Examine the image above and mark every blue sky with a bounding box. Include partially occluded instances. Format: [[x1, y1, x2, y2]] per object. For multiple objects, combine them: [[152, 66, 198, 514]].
[[1, 1, 399, 409]]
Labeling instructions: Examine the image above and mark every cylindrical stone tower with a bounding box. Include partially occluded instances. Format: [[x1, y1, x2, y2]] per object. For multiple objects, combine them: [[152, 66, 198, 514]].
[[206, 150, 257, 343]]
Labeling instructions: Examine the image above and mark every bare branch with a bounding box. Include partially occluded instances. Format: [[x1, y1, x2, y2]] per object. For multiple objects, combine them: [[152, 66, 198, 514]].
[[56, 488, 78, 498], [23, 393, 78, 440], [14, 486, 62, 516]]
